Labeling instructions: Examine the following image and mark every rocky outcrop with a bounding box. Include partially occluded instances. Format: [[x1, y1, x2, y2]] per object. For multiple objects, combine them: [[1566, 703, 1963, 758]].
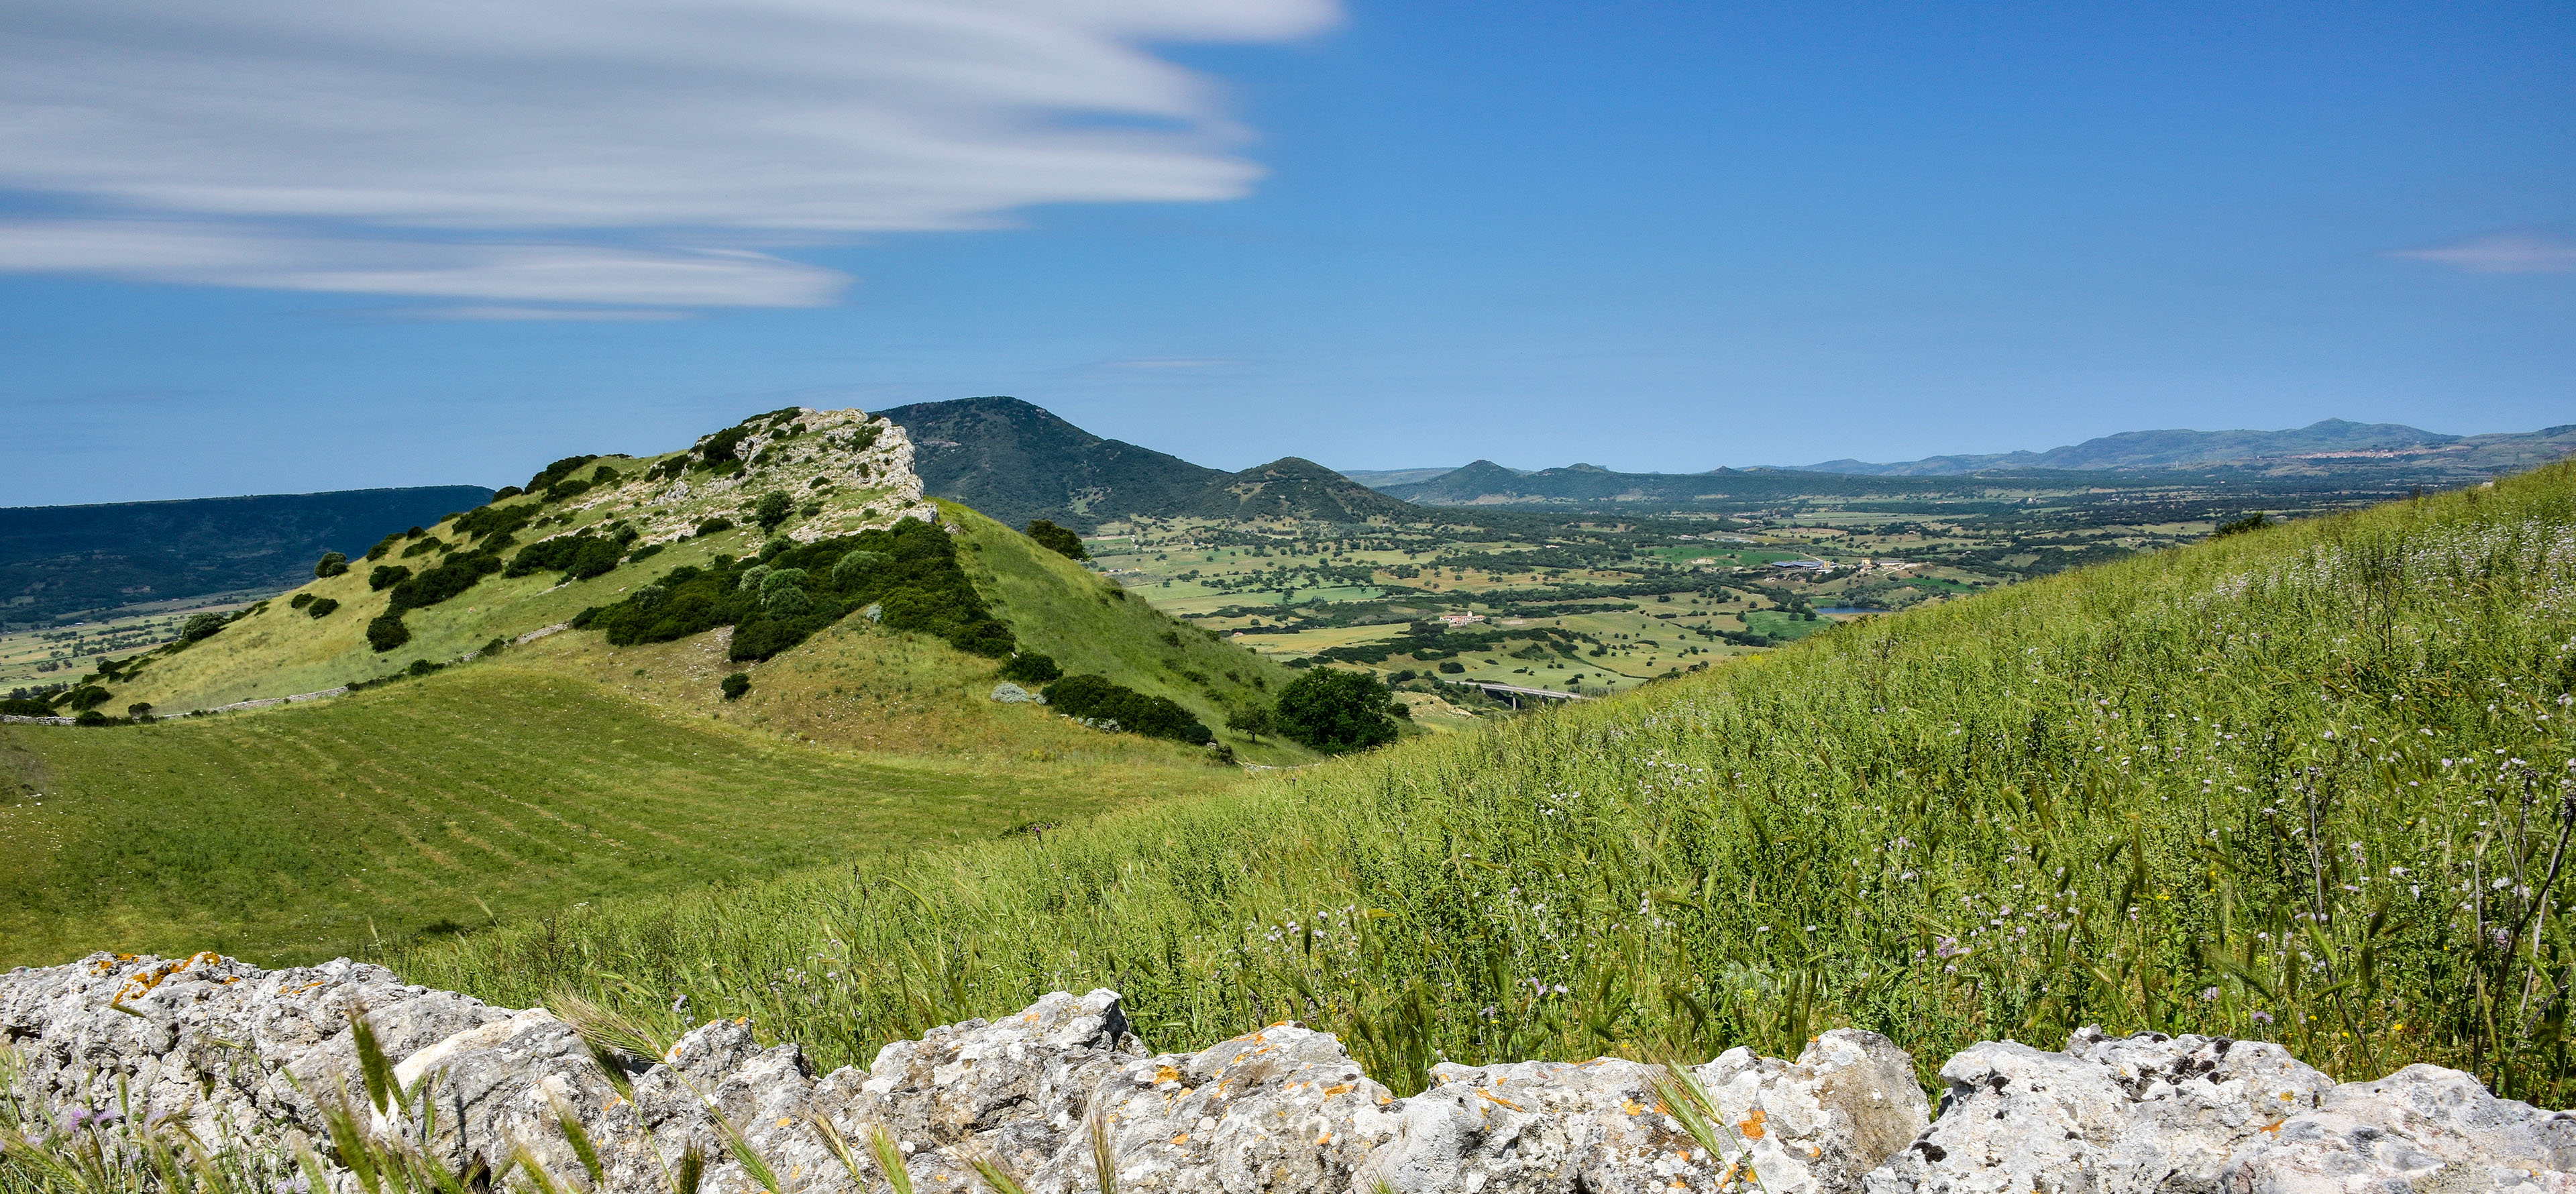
[[1, 953, 2564, 1194]]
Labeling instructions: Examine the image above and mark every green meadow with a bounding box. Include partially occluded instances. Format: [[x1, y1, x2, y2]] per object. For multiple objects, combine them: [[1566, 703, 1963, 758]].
[[382, 463, 2576, 1104], [0, 666, 1228, 968]]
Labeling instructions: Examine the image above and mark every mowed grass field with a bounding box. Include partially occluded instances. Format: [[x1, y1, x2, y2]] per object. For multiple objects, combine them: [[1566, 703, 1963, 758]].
[[0, 665, 1234, 969]]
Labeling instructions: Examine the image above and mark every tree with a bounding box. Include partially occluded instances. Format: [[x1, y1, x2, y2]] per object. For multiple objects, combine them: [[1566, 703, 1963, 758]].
[[1274, 667, 1400, 753], [754, 491, 794, 532], [1226, 702, 1276, 742], [2213, 513, 2268, 538], [367, 612, 411, 653], [1026, 519, 1087, 560], [314, 551, 349, 578], [178, 612, 227, 643]]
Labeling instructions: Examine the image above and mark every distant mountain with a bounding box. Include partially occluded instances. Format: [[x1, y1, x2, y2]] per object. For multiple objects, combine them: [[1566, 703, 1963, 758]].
[[881, 396, 1417, 527], [1180, 457, 1424, 523], [1340, 466, 1470, 490], [879, 396, 1228, 531], [1, 486, 493, 629], [1799, 419, 2576, 477], [1385, 459, 1970, 506]]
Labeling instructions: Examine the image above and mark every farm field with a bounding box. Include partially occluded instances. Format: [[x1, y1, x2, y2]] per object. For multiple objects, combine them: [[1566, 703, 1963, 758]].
[[0, 663, 1236, 969], [0, 598, 263, 693]]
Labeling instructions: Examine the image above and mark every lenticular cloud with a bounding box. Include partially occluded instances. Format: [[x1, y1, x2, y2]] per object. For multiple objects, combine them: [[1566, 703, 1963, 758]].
[[0, 0, 1337, 309]]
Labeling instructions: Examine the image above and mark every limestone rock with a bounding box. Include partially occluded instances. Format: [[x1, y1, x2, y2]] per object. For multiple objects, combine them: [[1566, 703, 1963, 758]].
[[991, 682, 1042, 703], [2220, 1064, 2576, 1194]]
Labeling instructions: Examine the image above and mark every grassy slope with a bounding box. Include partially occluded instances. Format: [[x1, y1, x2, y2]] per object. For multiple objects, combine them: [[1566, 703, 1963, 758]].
[[394, 465, 2576, 1104], [0, 666, 1234, 968], [943, 500, 1314, 764], [1, 488, 1297, 968]]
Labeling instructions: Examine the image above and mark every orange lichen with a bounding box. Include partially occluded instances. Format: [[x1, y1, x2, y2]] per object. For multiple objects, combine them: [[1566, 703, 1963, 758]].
[[1477, 1090, 1527, 1112], [1737, 1107, 1767, 1140]]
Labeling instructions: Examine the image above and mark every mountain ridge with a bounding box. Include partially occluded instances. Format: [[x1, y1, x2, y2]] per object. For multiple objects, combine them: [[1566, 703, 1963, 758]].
[[1796, 417, 2576, 476]]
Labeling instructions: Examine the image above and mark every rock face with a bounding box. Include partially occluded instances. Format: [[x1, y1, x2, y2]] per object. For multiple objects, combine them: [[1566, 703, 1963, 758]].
[[1, 954, 2565, 1194]]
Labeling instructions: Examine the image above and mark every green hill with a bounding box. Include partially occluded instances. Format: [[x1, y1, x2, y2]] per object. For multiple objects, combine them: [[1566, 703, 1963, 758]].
[[1, 485, 492, 630], [881, 396, 1227, 531], [391, 464, 2576, 1102]]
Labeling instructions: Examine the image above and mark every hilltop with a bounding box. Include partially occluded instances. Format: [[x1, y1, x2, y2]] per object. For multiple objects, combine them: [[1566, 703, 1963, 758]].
[[0, 486, 491, 629], [883, 396, 1418, 528]]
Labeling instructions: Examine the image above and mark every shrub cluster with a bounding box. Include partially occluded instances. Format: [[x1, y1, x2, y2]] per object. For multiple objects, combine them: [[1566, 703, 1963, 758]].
[[998, 651, 1062, 684], [388, 551, 502, 610], [367, 612, 412, 653], [1042, 674, 1211, 744], [307, 597, 340, 619], [1026, 519, 1088, 560], [1275, 667, 1403, 753], [452, 501, 539, 549], [506, 533, 625, 581], [369, 564, 411, 591], [313, 551, 349, 578], [178, 612, 228, 644], [584, 517, 1012, 663], [525, 454, 599, 494]]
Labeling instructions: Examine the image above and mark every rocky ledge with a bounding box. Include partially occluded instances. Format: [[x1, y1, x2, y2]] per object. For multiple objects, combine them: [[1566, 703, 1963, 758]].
[[2, 953, 2567, 1193]]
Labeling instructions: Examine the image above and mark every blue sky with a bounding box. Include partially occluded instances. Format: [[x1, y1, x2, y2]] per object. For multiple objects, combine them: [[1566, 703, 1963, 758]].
[[3, 1, 2570, 504]]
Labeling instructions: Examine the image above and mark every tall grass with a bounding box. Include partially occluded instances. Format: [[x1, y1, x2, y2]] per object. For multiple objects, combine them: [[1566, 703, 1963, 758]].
[[397, 467, 2576, 1099]]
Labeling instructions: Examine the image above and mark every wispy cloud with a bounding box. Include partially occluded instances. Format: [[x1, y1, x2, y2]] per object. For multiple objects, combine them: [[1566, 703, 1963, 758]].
[[2388, 231, 2576, 274], [0, 0, 1337, 307]]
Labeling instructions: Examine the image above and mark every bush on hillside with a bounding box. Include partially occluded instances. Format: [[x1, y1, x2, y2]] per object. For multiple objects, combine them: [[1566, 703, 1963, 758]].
[[366, 533, 405, 562], [366, 612, 411, 653], [1436, 660, 1466, 673], [453, 502, 538, 545], [506, 534, 620, 580], [290, 592, 314, 609], [695, 517, 734, 537], [307, 598, 340, 619], [754, 492, 794, 532], [543, 478, 592, 504], [584, 517, 1013, 663], [525, 455, 598, 494], [696, 427, 749, 467], [0, 698, 53, 716], [1042, 674, 1211, 745], [370, 564, 412, 592], [389, 552, 502, 611], [2213, 512, 2269, 537], [1026, 519, 1088, 560], [830, 550, 890, 585], [74, 710, 109, 726], [314, 551, 349, 578], [64, 686, 110, 710], [998, 652, 1061, 684], [720, 672, 751, 700], [492, 486, 523, 500], [178, 612, 228, 644], [1224, 702, 1276, 741], [1274, 667, 1401, 753]]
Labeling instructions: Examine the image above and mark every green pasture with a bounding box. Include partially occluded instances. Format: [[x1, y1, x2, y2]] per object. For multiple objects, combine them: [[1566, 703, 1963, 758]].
[[0, 665, 1195, 969]]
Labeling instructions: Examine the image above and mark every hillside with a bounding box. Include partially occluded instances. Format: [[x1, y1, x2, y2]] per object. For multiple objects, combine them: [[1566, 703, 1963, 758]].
[[883, 396, 1420, 527], [879, 396, 1227, 531], [1800, 417, 2576, 478], [395, 464, 2576, 1102], [0, 485, 492, 629], [1387, 458, 1973, 504]]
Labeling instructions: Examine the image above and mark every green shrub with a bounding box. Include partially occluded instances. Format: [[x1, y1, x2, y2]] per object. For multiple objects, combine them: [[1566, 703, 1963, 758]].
[[366, 533, 403, 561], [389, 551, 503, 610], [695, 516, 734, 537], [720, 671, 751, 700], [998, 651, 1061, 684], [1436, 660, 1466, 673], [506, 534, 617, 580], [696, 426, 749, 466], [2214, 512, 2269, 537], [398, 536, 445, 558], [830, 549, 890, 585], [630, 543, 665, 563], [590, 464, 623, 486], [1042, 674, 1212, 744], [543, 478, 592, 504], [64, 685, 111, 710], [367, 612, 411, 653], [0, 697, 53, 716], [290, 592, 314, 608], [760, 536, 793, 561], [178, 612, 228, 643], [314, 551, 349, 578], [586, 517, 1013, 663], [1026, 519, 1088, 560], [307, 598, 340, 619], [369, 564, 412, 591], [1274, 667, 1401, 753], [125, 702, 152, 718], [74, 709, 109, 726], [407, 659, 442, 677], [492, 485, 524, 500], [526, 455, 599, 493], [1224, 702, 1276, 741], [453, 502, 538, 544]]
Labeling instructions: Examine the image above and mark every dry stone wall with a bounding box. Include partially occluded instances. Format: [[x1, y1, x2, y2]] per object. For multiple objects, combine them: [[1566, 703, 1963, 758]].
[[1, 953, 2566, 1194]]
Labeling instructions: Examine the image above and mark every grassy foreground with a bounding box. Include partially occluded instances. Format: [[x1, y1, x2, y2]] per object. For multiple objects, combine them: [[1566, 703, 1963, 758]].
[[0, 666, 1234, 967], [391, 464, 2576, 1101]]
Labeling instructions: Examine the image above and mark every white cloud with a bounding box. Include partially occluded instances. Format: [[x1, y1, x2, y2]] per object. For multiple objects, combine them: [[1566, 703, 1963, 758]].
[[0, 0, 1336, 306], [2389, 231, 2576, 274]]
